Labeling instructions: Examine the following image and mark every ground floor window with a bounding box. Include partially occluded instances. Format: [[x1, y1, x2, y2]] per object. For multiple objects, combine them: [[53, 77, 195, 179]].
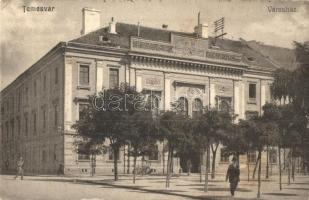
[[269, 149, 277, 164], [148, 145, 159, 161], [248, 151, 257, 163], [108, 147, 119, 161], [77, 144, 90, 160], [220, 148, 229, 162]]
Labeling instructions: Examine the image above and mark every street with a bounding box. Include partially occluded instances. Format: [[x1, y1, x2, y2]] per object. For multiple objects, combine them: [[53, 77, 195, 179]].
[[1, 174, 308, 200]]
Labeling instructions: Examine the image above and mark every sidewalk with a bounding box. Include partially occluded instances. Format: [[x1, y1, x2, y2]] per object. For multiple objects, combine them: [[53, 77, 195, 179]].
[[1, 173, 308, 200]]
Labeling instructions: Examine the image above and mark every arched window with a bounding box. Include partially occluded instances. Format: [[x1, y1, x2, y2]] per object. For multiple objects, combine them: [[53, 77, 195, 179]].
[[220, 99, 230, 113], [178, 97, 188, 116], [192, 98, 203, 118]]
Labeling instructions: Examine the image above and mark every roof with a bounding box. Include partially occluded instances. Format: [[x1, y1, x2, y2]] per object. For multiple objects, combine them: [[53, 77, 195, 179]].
[[70, 22, 295, 71]]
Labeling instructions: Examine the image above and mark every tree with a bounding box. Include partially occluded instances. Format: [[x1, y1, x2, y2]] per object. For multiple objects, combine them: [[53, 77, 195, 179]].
[[73, 83, 147, 181], [157, 111, 189, 188], [125, 111, 156, 183]]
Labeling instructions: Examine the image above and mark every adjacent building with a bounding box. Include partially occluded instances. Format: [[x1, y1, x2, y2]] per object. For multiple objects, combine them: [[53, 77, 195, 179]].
[[0, 8, 296, 175]]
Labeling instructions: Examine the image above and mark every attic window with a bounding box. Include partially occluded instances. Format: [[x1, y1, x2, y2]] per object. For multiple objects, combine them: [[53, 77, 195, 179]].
[[99, 35, 109, 42], [247, 57, 255, 62]]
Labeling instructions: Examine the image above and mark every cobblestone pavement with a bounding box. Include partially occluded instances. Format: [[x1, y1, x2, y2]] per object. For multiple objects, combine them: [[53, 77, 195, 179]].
[[0, 174, 308, 200]]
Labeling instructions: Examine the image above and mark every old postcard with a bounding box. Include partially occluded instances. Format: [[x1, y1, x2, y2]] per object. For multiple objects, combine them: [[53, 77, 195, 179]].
[[1, 0, 309, 199]]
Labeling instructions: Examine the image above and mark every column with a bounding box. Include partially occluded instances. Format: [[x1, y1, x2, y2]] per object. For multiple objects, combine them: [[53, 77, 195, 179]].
[[129, 68, 136, 87], [136, 76, 142, 92], [240, 82, 246, 119], [64, 57, 73, 131], [164, 79, 171, 110], [96, 61, 104, 94], [210, 83, 216, 108], [261, 84, 266, 114], [234, 82, 240, 122]]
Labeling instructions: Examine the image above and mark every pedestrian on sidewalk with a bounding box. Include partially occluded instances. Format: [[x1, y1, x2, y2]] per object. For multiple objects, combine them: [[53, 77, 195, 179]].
[[226, 156, 240, 197], [14, 156, 24, 180]]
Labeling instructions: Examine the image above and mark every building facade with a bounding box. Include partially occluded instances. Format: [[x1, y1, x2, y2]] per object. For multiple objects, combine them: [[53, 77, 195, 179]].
[[1, 8, 294, 176]]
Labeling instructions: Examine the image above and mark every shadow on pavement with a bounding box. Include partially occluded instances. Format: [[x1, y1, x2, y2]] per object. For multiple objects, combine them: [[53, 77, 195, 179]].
[[263, 192, 299, 196], [193, 187, 252, 192]]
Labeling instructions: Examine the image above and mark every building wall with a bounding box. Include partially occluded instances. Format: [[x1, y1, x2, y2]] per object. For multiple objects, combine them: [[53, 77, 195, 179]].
[[1, 49, 65, 174]]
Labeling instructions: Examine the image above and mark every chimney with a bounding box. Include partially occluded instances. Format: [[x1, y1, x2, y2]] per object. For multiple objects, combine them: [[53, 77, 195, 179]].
[[108, 17, 117, 34], [194, 23, 208, 38], [81, 8, 101, 35], [194, 12, 208, 38]]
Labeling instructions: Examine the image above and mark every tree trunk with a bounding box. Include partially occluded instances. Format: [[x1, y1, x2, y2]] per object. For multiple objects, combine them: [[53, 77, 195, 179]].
[[133, 152, 137, 184], [288, 150, 291, 185], [204, 145, 210, 192], [211, 143, 219, 179], [252, 153, 260, 179], [200, 150, 203, 183], [292, 149, 295, 182], [257, 149, 262, 199], [162, 140, 165, 175], [127, 144, 130, 174], [247, 151, 250, 182], [113, 147, 119, 181], [123, 146, 126, 174], [165, 144, 171, 188], [278, 146, 282, 190], [283, 148, 286, 170], [266, 145, 269, 179]]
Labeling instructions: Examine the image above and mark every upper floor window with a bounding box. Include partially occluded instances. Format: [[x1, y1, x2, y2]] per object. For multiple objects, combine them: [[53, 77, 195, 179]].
[[177, 97, 188, 116], [109, 68, 119, 89], [249, 83, 256, 100], [24, 114, 28, 136], [33, 80, 37, 97], [77, 144, 90, 161], [54, 104, 58, 127], [42, 108, 46, 130], [55, 67, 59, 84], [33, 112, 37, 134], [79, 65, 89, 86], [43, 75, 47, 90]]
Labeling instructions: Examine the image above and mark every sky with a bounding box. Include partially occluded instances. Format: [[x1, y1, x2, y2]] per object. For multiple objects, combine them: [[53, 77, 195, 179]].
[[1, 0, 309, 90]]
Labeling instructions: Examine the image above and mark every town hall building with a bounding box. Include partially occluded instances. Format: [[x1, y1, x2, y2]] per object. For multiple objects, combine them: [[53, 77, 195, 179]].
[[0, 8, 296, 175]]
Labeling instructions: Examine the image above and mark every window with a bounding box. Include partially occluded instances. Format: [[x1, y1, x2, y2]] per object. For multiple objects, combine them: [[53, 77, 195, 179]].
[[79, 104, 88, 120], [249, 83, 256, 100], [25, 87, 28, 103], [177, 97, 188, 116], [5, 121, 9, 140], [42, 109, 46, 130], [33, 80, 37, 97], [55, 67, 59, 84], [17, 117, 21, 135], [79, 65, 89, 85], [33, 112, 36, 134], [78, 144, 90, 160], [43, 75, 47, 90], [108, 147, 119, 160], [42, 150, 46, 163], [24, 114, 28, 136], [245, 111, 258, 120], [10, 119, 14, 139], [220, 148, 229, 162], [192, 98, 203, 118], [109, 68, 119, 88], [148, 145, 159, 161], [269, 149, 277, 164], [248, 151, 256, 163], [54, 104, 58, 127]]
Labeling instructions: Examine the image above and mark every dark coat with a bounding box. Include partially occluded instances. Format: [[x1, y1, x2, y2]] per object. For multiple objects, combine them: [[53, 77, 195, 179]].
[[226, 163, 240, 183]]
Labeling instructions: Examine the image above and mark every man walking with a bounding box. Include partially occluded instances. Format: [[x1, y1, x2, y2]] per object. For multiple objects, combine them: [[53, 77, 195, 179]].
[[15, 156, 24, 180], [226, 156, 240, 197]]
